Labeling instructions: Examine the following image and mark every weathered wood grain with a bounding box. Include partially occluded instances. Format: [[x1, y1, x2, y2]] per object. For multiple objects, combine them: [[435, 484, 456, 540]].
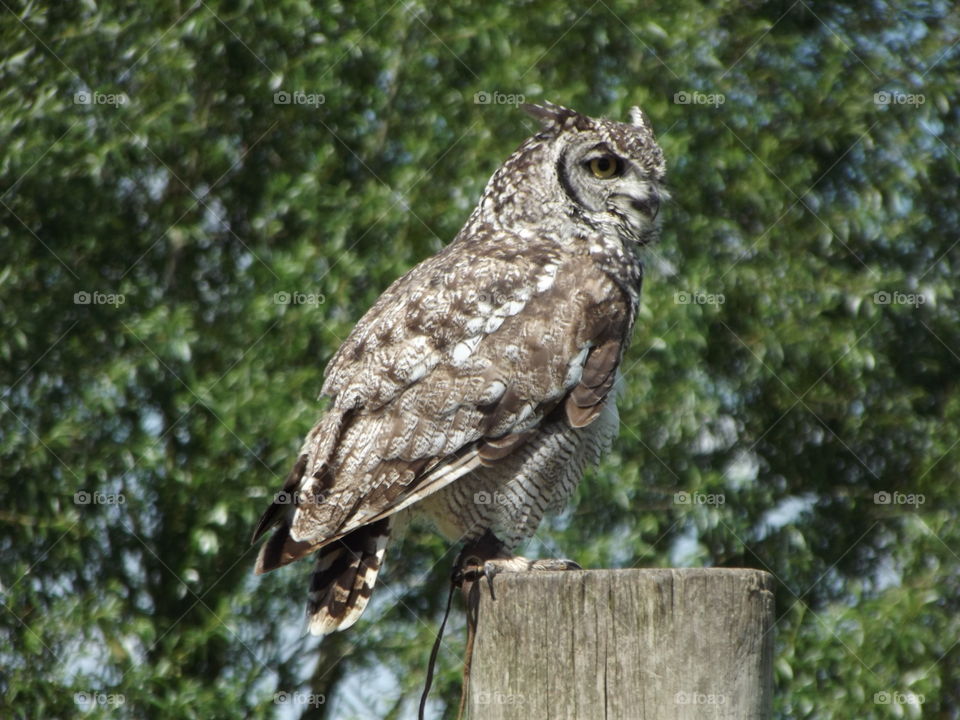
[[466, 568, 775, 719]]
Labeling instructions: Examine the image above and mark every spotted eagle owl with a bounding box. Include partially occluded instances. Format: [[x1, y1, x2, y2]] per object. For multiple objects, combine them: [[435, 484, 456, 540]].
[[252, 101, 666, 635]]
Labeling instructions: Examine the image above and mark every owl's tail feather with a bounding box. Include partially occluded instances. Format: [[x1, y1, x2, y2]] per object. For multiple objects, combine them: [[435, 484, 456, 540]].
[[307, 518, 391, 636]]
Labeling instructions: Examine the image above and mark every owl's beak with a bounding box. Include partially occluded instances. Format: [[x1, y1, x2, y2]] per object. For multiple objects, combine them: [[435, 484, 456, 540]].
[[631, 193, 660, 220]]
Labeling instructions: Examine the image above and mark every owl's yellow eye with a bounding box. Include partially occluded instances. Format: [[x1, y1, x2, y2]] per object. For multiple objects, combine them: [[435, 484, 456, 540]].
[[588, 155, 623, 179]]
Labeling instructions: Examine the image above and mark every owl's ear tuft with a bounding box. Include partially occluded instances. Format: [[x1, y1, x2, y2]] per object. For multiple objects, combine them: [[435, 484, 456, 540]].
[[628, 106, 652, 132], [521, 101, 578, 133]]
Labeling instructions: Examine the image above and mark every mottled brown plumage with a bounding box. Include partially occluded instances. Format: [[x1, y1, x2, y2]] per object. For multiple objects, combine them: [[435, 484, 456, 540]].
[[252, 101, 666, 635]]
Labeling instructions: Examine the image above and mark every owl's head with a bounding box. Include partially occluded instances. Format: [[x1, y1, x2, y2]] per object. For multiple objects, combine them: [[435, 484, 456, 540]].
[[519, 101, 666, 245]]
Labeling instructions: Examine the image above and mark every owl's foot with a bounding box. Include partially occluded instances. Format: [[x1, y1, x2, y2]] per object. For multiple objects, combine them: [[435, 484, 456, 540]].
[[452, 531, 581, 600], [479, 556, 582, 599]]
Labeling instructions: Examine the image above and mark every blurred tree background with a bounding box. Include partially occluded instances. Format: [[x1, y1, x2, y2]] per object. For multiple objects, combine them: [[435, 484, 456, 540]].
[[1, 0, 958, 717]]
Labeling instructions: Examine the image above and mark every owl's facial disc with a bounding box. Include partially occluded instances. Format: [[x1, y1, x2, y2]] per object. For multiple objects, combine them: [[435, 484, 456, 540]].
[[559, 140, 662, 235]]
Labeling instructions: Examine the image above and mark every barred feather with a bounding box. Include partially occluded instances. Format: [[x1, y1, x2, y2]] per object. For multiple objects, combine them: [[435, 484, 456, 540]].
[[307, 519, 391, 636]]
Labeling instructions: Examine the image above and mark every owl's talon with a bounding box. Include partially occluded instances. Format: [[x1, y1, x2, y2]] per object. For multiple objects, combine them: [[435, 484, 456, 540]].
[[481, 560, 501, 599]]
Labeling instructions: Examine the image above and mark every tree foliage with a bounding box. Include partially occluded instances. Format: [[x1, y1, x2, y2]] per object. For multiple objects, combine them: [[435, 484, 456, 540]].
[[1, 1, 958, 718]]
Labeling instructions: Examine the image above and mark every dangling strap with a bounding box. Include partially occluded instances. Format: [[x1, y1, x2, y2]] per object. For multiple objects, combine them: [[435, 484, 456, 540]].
[[419, 581, 457, 720], [457, 578, 481, 720]]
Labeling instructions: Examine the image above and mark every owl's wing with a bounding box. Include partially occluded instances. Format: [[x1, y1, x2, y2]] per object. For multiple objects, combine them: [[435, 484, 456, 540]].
[[253, 239, 635, 572]]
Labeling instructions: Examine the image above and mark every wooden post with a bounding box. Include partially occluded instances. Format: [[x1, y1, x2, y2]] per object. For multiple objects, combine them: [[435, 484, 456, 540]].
[[466, 568, 775, 719]]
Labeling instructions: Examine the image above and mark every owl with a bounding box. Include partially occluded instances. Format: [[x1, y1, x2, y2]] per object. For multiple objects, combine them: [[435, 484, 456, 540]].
[[252, 101, 666, 635]]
